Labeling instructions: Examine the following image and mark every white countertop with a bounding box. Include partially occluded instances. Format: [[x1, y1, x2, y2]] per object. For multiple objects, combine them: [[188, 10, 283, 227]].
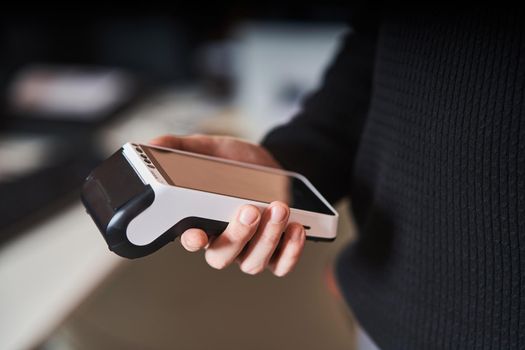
[[0, 88, 241, 350], [0, 203, 122, 350]]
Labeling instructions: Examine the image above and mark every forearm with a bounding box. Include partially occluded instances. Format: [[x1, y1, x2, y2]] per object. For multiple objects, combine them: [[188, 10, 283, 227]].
[[262, 28, 377, 204]]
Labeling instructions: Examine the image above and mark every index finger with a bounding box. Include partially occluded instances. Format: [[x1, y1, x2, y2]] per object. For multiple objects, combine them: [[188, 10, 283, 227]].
[[180, 228, 209, 252], [204, 205, 261, 270]]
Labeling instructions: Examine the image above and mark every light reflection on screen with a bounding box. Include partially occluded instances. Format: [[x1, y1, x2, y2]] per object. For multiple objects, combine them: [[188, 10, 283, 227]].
[[142, 145, 333, 215]]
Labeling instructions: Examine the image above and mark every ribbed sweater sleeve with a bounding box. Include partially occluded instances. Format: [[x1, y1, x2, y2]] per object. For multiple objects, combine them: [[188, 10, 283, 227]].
[[261, 27, 377, 204]]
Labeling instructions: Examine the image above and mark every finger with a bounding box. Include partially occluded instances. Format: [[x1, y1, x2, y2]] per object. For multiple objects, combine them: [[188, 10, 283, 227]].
[[148, 134, 183, 148], [205, 205, 260, 270], [237, 202, 289, 275], [180, 229, 209, 252], [149, 134, 219, 156], [268, 223, 306, 277]]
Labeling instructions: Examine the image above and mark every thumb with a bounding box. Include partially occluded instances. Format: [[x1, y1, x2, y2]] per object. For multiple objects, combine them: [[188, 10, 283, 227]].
[[149, 134, 218, 156]]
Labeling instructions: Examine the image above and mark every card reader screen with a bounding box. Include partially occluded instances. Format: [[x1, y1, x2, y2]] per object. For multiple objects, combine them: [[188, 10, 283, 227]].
[[142, 145, 334, 215]]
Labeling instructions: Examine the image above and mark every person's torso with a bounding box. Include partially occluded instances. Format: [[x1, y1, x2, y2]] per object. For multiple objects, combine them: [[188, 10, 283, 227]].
[[341, 11, 525, 349]]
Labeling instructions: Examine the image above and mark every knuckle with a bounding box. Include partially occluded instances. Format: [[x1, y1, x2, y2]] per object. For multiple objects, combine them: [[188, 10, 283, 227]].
[[270, 200, 288, 208], [182, 232, 197, 246], [182, 243, 198, 252], [205, 253, 228, 270], [287, 224, 306, 243], [259, 231, 281, 247], [229, 227, 251, 242], [209, 260, 228, 270], [154, 134, 169, 140], [182, 231, 207, 250], [180, 238, 194, 251], [194, 134, 213, 145], [288, 222, 304, 234], [273, 268, 288, 278], [240, 262, 264, 275], [286, 240, 305, 260], [286, 249, 302, 263]]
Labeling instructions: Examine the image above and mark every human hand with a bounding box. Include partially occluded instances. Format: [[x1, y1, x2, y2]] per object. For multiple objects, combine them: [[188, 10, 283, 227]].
[[149, 134, 306, 276]]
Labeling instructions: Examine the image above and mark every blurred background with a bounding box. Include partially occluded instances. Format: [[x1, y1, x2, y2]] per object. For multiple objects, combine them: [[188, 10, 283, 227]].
[[0, 4, 359, 349]]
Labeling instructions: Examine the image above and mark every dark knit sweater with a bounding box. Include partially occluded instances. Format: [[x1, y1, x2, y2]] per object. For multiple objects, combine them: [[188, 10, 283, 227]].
[[262, 10, 525, 350]]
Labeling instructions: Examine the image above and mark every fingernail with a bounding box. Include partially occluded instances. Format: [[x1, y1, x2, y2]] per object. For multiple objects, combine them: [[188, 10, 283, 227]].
[[240, 207, 259, 225], [270, 205, 287, 224]]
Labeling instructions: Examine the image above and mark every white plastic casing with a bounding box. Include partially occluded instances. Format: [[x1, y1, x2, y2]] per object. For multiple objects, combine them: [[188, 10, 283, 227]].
[[122, 142, 338, 246]]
